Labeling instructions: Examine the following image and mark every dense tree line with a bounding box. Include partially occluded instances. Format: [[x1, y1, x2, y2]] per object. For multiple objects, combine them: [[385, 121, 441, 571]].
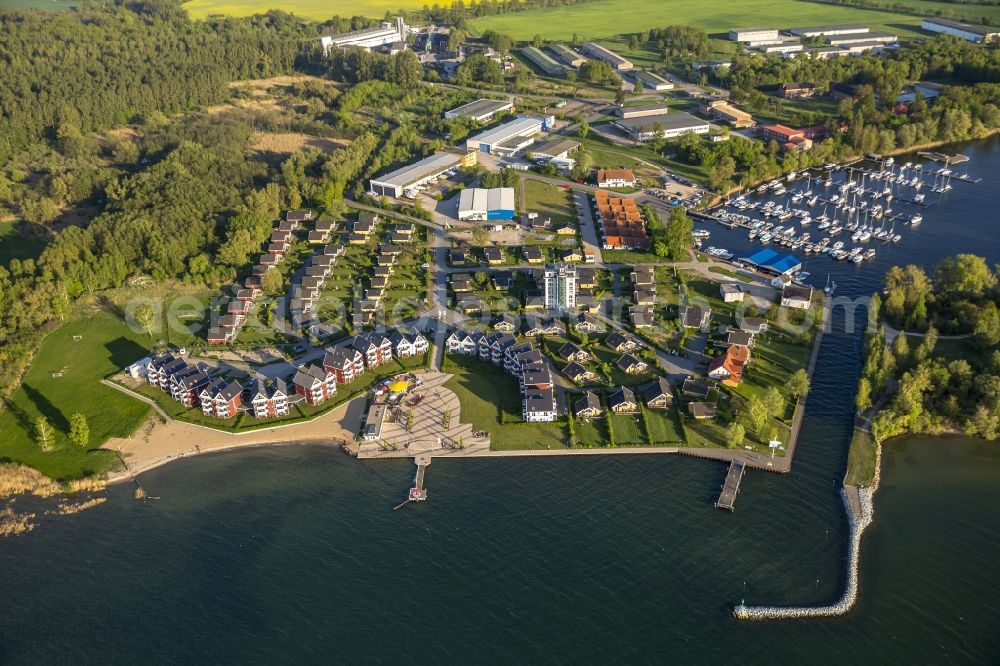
[[856, 258, 1000, 442], [646, 26, 709, 59], [0, 1, 311, 164], [882, 254, 998, 336], [322, 47, 424, 87]]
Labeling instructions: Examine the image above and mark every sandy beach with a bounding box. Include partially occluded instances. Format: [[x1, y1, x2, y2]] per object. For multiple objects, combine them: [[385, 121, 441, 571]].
[[103, 397, 367, 484]]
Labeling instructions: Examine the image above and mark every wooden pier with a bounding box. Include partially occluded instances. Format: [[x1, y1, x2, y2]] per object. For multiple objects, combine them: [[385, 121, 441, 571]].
[[409, 454, 431, 501], [394, 455, 431, 510], [715, 461, 746, 511]]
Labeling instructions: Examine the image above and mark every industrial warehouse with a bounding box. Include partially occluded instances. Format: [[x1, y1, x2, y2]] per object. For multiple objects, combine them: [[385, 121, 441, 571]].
[[368, 152, 462, 198], [520, 46, 566, 76], [444, 98, 514, 122], [632, 70, 674, 91], [320, 17, 407, 52], [548, 43, 587, 68], [530, 138, 580, 165], [727, 23, 899, 57], [466, 116, 544, 154], [457, 187, 516, 221], [616, 103, 670, 119], [921, 17, 1000, 43], [613, 111, 710, 141], [580, 42, 633, 70]]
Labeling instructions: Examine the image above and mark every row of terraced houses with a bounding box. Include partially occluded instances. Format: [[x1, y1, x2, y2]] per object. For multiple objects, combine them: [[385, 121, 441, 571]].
[[144, 326, 427, 417], [445, 330, 557, 422], [146, 353, 289, 419], [293, 328, 430, 407]]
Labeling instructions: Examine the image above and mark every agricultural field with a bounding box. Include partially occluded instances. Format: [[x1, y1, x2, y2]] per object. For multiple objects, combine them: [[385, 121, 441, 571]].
[[0, 0, 77, 11], [181, 0, 422, 20], [0, 310, 154, 480], [469, 0, 927, 40]]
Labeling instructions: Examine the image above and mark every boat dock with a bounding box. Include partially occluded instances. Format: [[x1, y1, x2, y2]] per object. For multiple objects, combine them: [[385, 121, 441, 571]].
[[409, 454, 431, 501], [917, 150, 969, 164], [715, 461, 746, 511], [393, 454, 431, 510]]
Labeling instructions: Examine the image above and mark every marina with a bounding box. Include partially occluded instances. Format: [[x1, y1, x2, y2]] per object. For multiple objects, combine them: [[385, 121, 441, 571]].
[[700, 157, 982, 285]]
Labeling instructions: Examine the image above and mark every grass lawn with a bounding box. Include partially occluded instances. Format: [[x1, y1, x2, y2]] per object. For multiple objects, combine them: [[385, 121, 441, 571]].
[[642, 405, 684, 444], [708, 265, 753, 283], [845, 427, 878, 487], [684, 418, 727, 448], [442, 354, 568, 450], [579, 134, 709, 185], [601, 249, 663, 265], [0, 221, 48, 267], [523, 179, 578, 228], [931, 336, 995, 369], [0, 310, 154, 480], [469, 0, 925, 40], [383, 240, 430, 323], [754, 95, 840, 124], [574, 415, 610, 447], [609, 411, 647, 445]]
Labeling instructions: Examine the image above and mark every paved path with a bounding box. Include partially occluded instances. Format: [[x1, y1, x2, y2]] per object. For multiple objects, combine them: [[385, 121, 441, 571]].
[[882, 322, 972, 344], [102, 379, 171, 420]]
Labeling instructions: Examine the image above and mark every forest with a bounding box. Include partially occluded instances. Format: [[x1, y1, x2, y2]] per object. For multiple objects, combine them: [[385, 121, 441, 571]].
[[856, 255, 1000, 442], [0, 1, 494, 405]]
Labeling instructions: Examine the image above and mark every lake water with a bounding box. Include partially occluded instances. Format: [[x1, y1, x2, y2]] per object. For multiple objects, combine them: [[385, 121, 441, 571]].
[[2, 140, 999, 663]]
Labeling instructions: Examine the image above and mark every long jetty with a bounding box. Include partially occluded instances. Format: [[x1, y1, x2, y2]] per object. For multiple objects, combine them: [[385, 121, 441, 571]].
[[714, 461, 745, 511]]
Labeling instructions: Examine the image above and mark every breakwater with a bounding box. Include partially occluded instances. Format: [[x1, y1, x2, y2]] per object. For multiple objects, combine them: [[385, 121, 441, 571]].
[[734, 442, 881, 621]]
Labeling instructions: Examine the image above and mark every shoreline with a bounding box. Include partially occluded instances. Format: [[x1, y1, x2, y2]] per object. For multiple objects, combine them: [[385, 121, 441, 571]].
[[102, 397, 360, 485], [106, 295, 831, 483]]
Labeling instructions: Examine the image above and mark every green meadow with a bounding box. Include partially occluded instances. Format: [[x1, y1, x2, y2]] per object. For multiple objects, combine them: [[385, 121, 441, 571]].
[[0, 310, 153, 481], [470, 0, 927, 41]]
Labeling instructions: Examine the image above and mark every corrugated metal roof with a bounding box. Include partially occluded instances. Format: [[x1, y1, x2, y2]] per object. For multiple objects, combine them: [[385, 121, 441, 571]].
[[459, 188, 515, 213], [468, 116, 542, 148], [370, 152, 461, 188]]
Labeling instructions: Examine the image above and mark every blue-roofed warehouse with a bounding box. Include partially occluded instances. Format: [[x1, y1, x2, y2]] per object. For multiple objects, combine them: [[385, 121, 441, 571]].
[[741, 248, 802, 275]]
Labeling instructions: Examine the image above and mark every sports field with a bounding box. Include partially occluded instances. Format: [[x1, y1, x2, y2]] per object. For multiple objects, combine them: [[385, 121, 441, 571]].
[[469, 0, 927, 41], [181, 0, 424, 20]]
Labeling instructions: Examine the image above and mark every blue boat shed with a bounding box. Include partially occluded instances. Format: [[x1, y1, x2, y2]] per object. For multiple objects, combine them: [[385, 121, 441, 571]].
[[741, 248, 802, 275]]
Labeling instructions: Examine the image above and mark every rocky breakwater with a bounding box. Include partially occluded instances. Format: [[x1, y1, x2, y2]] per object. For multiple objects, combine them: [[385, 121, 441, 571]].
[[734, 444, 881, 621]]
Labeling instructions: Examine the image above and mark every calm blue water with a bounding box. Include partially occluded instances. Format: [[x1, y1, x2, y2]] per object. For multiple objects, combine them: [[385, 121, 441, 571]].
[[2, 140, 999, 663]]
